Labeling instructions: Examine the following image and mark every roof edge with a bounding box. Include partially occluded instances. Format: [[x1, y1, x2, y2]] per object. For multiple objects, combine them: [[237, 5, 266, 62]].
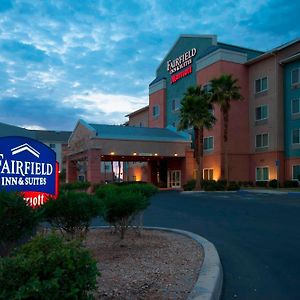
[[246, 38, 300, 65], [125, 105, 149, 118]]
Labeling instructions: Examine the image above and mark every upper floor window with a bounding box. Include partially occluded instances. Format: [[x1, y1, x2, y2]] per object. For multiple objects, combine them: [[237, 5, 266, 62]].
[[292, 128, 300, 144], [255, 77, 268, 93], [291, 68, 300, 85], [292, 165, 300, 181], [292, 98, 300, 114], [255, 105, 268, 121], [255, 133, 269, 148], [152, 105, 160, 118], [202, 83, 212, 93], [171, 99, 180, 112], [204, 136, 214, 151]]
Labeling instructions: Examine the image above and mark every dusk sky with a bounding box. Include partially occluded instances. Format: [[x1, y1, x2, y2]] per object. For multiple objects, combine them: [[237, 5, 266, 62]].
[[0, 0, 299, 131]]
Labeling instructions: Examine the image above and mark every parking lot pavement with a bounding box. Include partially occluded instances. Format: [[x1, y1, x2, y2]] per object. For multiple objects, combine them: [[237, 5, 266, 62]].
[[143, 191, 300, 300]]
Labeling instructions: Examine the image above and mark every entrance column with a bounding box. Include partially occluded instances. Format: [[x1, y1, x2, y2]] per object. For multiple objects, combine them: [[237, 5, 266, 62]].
[[66, 158, 77, 183], [87, 149, 102, 185], [182, 149, 195, 184]]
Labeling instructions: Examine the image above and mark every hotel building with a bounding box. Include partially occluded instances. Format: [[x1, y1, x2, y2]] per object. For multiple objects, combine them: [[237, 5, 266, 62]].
[[3, 34, 298, 188]]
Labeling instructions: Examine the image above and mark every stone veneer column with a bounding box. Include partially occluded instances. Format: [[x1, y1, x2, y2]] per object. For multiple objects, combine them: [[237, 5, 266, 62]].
[[86, 149, 102, 185], [66, 158, 77, 183]]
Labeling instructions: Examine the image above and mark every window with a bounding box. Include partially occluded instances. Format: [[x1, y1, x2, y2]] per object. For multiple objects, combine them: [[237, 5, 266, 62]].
[[171, 99, 180, 111], [292, 98, 300, 114], [256, 167, 269, 181], [139, 122, 142, 127], [202, 83, 212, 93], [203, 168, 213, 180], [291, 68, 300, 85], [292, 128, 300, 144], [292, 165, 300, 180], [255, 77, 268, 93], [255, 133, 268, 148], [152, 105, 160, 118], [49, 144, 56, 149], [255, 105, 268, 121], [204, 136, 214, 151]]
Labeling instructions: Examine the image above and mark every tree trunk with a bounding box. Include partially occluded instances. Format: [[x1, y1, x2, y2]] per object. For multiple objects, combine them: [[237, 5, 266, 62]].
[[223, 112, 229, 188], [194, 127, 203, 191], [111, 161, 114, 182]]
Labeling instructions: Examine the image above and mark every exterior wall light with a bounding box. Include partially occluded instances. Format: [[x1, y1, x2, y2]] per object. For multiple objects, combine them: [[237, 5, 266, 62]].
[[154, 153, 158, 156], [133, 152, 137, 156], [110, 152, 115, 155], [174, 153, 178, 157]]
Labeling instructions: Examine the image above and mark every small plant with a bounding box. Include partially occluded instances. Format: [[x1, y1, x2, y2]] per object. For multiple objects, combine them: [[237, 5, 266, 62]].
[[183, 179, 196, 191], [41, 191, 101, 239], [269, 179, 279, 188], [0, 234, 99, 300], [96, 184, 155, 239], [283, 180, 299, 188], [256, 181, 268, 188], [227, 182, 240, 191], [0, 191, 40, 256]]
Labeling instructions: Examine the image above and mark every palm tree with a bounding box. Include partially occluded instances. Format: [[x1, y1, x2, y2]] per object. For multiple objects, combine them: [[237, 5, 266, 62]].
[[210, 74, 243, 187], [178, 86, 216, 190]]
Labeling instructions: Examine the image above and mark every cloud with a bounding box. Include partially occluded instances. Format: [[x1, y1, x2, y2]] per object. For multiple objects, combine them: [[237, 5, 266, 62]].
[[0, 0, 299, 131], [22, 124, 46, 130]]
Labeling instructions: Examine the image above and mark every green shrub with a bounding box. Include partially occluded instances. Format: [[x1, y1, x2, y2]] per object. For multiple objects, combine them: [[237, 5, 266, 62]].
[[256, 181, 268, 187], [203, 180, 226, 191], [0, 191, 40, 256], [0, 234, 99, 300], [60, 181, 91, 191], [227, 182, 240, 191], [183, 179, 196, 191], [269, 179, 279, 188], [283, 180, 299, 188], [122, 183, 158, 198], [96, 184, 152, 239], [41, 191, 101, 239]]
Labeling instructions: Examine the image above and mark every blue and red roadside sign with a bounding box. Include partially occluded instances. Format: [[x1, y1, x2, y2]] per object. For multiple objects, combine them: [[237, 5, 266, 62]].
[[0, 136, 59, 207]]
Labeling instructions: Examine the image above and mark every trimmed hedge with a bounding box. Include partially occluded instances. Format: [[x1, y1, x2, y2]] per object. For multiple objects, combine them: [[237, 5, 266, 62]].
[[0, 234, 99, 299], [182, 179, 240, 191], [283, 180, 299, 188], [96, 183, 156, 239], [41, 191, 101, 239], [269, 179, 279, 188], [0, 191, 40, 256]]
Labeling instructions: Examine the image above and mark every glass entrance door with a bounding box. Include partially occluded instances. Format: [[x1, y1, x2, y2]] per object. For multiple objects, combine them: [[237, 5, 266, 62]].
[[167, 170, 181, 188]]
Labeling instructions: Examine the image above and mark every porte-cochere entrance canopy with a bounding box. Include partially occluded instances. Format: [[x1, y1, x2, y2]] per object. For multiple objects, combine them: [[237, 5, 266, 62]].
[[66, 120, 194, 187]]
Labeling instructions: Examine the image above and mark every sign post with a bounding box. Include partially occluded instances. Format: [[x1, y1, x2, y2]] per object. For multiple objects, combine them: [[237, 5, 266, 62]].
[[0, 136, 59, 207]]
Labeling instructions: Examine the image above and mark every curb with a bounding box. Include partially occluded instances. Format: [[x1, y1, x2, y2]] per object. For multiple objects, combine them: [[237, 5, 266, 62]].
[[240, 189, 287, 195], [147, 227, 223, 300], [240, 189, 300, 196], [91, 226, 223, 300]]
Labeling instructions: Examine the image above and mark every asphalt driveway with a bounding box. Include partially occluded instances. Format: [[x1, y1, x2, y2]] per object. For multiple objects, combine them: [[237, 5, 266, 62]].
[[143, 191, 300, 300]]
